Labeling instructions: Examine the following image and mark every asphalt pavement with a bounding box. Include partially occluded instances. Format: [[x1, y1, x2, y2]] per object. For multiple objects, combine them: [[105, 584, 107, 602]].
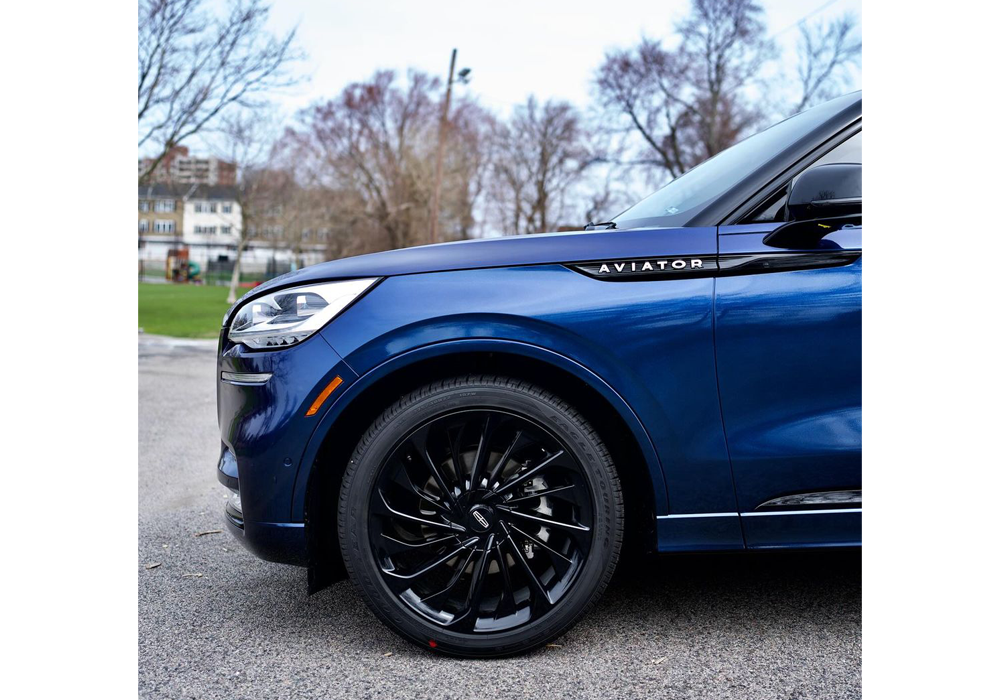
[[138, 334, 861, 699]]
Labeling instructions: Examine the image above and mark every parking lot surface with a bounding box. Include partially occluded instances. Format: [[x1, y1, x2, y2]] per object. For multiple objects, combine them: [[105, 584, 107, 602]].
[[138, 334, 861, 699]]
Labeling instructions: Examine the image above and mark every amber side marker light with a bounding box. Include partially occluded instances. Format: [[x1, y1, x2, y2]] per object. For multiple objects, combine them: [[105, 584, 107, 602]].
[[305, 376, 343, 417]]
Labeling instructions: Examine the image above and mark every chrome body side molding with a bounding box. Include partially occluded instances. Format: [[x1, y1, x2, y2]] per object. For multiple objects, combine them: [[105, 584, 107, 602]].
[[755, 489, 861, 511]]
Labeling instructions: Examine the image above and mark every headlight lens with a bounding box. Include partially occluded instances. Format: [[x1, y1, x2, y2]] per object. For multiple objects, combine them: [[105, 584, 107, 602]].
[[227, 278, 377, 349]]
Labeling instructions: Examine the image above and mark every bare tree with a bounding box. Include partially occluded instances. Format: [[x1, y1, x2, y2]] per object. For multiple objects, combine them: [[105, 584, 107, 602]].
[[440, 100, 494, 240], [138, 0, 302, 183], [287, 70, 489, 253], [595, 0, 774, 177], [213, 112, 282, 303], [486, 97, 591, 235], [794, 14, 862, 111]]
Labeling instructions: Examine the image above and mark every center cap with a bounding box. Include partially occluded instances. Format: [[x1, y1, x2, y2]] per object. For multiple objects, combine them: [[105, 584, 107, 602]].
[[468, 505, 494, 533]]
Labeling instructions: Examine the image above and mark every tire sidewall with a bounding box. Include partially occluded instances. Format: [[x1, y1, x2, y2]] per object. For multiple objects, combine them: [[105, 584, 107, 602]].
[[339, 381, 621, 657]]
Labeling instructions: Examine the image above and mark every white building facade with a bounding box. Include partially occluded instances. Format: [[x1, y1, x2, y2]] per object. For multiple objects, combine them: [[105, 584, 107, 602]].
[[139, 184, 330, 269], [182, 188, 243, 263]]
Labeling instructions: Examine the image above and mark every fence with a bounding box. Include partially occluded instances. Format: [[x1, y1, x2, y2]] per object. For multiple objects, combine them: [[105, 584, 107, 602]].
[[138, 258, 294, 286]]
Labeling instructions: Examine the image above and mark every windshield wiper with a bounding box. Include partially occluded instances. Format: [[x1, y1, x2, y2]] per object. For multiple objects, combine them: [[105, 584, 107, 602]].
[[584, 221, 617, 231]]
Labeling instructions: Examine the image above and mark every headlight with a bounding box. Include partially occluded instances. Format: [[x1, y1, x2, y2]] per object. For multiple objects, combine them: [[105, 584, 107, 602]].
[[227, 278, 377, 349]]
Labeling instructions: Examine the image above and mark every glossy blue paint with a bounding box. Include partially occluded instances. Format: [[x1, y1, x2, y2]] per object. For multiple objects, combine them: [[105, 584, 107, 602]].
[[216, 331, 358, 525], [740, 510, 861, 548], [228, 225, 716, 313], [320, 246, 735, 518], [715, 225, 861, 547], [656, 514, 745, 551], [286, 338, 669, 522]]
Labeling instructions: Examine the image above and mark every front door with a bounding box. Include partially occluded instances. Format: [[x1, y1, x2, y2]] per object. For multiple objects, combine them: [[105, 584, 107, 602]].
[[714, 131, 862, 547]]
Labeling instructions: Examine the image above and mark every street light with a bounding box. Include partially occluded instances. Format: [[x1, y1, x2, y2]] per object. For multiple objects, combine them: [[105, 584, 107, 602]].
[[429, 49, 470, 245]]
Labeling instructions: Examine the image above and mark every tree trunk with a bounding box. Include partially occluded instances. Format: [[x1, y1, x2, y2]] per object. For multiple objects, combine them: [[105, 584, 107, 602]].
[[227, 237, 247, 304], [227, 210, 250, 304]]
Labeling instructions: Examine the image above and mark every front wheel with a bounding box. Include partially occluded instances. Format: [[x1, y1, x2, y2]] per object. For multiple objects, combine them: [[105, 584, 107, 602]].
[[338, 375, 623, 657]]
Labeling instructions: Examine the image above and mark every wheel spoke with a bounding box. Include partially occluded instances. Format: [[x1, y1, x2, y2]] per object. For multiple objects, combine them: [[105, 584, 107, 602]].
[[507, 523, 573, 564], [419, 548, 478, 606], [503, 483, 578, 505], [489, 449, 567, 498], [447, 421, 467, 485], [380, 537, 479, 580], [496, 505, 590, 532], [486, 428, 527, 488], [501, 522, 553, 607], [447, 534, 495, 630], [468, 414, 498, 491], [375, 490, 466, 533], [495, 542, 517, 619], [395, 459, 451, 512], [379, 532, 460, 553], [409, 426, 460, 510]]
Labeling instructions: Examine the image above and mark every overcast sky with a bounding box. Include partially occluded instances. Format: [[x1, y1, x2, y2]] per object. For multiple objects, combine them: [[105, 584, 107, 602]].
[[251, 0, 861, 119]]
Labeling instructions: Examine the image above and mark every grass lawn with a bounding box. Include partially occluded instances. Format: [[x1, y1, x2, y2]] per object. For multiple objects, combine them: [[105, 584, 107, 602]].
[[138, 283, 231, 338]]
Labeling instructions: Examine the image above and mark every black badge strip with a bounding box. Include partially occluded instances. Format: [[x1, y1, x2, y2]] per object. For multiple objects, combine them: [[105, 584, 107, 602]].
[[716, 250, 861, 275], [568, 250, 859, 281], [571, 257, 718, 281]]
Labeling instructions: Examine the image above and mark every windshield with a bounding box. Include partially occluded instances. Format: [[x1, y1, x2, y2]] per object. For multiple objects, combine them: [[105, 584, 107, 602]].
[[613, 93, 858, 229]]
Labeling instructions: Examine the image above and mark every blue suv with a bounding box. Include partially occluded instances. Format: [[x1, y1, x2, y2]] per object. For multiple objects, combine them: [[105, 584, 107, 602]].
[[217, 92, 861, 657]]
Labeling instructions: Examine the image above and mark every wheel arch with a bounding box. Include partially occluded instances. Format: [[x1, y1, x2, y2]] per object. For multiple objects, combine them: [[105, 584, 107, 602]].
[[298, 339, 666, 593]]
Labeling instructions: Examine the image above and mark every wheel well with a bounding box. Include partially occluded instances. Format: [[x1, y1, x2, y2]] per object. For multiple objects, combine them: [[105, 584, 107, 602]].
[[304, 351, 658, 592]]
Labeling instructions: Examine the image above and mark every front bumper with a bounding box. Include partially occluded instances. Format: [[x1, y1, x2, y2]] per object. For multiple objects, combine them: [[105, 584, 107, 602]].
[[215, 330, 358, 566], [217, 448, 311, 564]]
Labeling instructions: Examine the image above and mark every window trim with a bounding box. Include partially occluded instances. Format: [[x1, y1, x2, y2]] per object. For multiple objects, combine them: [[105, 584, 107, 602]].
[[726, 121, 861, 226]]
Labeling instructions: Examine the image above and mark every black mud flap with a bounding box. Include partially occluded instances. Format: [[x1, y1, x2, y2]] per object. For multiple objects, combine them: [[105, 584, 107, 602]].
[[305, 517, 348, 595], [307, 557, 347, 595]]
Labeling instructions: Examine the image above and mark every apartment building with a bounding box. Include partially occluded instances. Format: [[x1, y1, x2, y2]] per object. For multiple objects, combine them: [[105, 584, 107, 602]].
[[139, 146, 236, 186], [138, 182, 330, 268], [182, 186, 243, 262], [138, 184, 187, 258]]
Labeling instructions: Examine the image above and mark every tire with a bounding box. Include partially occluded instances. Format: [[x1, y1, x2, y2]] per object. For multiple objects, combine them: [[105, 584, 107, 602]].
[[338, 375, 623, 657]]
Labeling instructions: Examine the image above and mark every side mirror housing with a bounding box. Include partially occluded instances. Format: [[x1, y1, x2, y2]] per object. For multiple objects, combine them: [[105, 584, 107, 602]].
[[786, 163, 861, 221]]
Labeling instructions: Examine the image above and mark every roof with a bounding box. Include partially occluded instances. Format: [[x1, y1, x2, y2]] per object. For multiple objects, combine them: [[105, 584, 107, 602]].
[[138, 183, 238, 200]]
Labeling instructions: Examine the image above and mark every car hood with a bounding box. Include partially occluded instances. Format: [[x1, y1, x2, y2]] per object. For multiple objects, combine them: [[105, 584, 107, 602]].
[[226, 225, 713, 320], [252, 226, 711, 288]]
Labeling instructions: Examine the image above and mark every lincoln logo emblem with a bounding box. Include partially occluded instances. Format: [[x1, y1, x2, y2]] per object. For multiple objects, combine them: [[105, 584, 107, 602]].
[[472, 511, 490, 529], [597, 259, 703, 274]]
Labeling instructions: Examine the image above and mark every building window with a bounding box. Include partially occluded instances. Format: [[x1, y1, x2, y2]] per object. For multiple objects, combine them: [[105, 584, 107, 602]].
[[222, 203, 233, 213], [194, 202, 203, 213], [138, 219, 149, 233], [209, 202, 217, 213], [154, 220, 175, 234], [139, 201, 149, 212], [194, 225, 218, 234], [220, 226, 232, 235], [154, 199, 176, 213]]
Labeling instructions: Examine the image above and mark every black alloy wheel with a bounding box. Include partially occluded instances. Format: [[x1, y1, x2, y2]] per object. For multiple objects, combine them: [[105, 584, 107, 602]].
[[338, 375, 623, 657]]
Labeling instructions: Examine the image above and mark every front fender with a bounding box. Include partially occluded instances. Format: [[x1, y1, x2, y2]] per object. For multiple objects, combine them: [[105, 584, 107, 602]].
[[297, 265, 736, 520], [288, 336, 668, 520]]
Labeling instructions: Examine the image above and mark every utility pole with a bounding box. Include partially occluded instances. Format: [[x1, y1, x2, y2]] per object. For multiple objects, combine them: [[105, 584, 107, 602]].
[[429, 48, 457, 245]]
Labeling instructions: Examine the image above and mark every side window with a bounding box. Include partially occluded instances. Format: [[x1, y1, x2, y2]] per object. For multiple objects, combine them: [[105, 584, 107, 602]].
[[809, 131, 862, 169], [748, 131, 862, 222]]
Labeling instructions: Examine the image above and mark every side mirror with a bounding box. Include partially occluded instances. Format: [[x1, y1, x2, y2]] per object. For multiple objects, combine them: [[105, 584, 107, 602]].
[[786, 163, 861, 221]]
